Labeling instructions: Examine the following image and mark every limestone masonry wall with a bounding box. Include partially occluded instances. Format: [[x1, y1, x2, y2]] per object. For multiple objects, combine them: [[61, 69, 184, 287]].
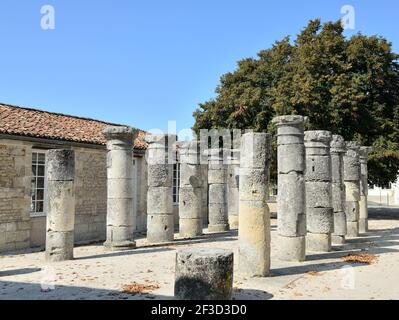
[[74, 148, 107, 243], [0, 141, 31, 252], [0, 138, 148, 253]]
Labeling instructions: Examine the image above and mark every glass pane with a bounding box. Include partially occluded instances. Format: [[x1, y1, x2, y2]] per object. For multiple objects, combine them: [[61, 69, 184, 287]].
[[37, 189, 44, 201], [32, 153, 38, 163], [36, 201, 44, 213], [32, 165, 37, 176], [30, 201, 36, 212], [38, 153, 46, 164], [31, 178, 36, 193], [38, 165, 45, 177], [37, 177, 45, 188]]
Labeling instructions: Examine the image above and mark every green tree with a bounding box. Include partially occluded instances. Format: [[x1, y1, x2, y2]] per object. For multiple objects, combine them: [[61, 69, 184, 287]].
[[193, 19, 399, 187]]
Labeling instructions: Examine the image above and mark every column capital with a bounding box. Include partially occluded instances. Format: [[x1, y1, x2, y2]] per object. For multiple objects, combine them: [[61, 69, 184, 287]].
[[103, 126, 137, 142], [272, 115, 308, 127], [304, 130, 332, 143], [359, 146, 373, 162], [330, 135, 346, 154]]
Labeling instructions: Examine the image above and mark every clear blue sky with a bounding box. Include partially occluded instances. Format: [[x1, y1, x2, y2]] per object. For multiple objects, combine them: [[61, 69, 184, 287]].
[[0, 0, 398, 134]]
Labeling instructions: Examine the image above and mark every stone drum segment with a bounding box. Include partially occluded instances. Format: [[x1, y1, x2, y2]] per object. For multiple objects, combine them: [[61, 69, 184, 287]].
[[344, 141, 361, 238], [238, 132, 272, 277], [146, 134, 177, 243], [174, 248, 234, 300], [359, 146, 373, 233], [305, 131, 333, 252], [103, 126, 137, 250], [178, 140, 203, 238], [45, 149, 75, 262], [330, 135, 347, 245], [208, 148, 229, 232], [272, 115, 307, 262]]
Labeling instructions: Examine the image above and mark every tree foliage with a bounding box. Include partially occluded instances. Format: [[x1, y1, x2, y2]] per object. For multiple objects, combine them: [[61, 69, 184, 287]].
[[193, 19, 399, 186]]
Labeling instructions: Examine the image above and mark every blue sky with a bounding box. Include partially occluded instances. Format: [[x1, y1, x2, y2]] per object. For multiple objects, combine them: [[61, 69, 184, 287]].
[[0, 0, 398, 135]]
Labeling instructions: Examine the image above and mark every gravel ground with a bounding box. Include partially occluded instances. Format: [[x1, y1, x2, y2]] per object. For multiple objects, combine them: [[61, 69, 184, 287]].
[[0, 206, 398, 300]]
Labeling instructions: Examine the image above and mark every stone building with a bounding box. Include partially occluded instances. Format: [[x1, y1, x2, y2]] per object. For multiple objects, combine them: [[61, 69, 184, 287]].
[[0, 103, 149, 253]]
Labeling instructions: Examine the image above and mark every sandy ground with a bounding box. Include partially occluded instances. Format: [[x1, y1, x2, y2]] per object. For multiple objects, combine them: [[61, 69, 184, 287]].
[[0, 206, 398, 300]]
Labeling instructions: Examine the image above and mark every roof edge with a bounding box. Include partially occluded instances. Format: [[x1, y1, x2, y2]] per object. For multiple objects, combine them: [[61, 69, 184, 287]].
[[0, 101, 145, 133]]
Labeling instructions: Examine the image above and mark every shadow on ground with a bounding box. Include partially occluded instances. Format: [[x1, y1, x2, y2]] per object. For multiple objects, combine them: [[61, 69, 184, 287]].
[[232, 288, 273, 300], [74, 231, 238, 261], [0, 279, 174, 300], [0, 268, 41, 277], [0, 279, 273, 301]]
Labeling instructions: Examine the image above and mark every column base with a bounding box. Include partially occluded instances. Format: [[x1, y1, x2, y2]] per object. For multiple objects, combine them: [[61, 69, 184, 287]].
[[103, 240, 136, 251], [346, 221, 359, 238], [208, 224, 230, 233], [332, 235, 346, 245], [46, 231, 74, 262], [306, 233, 331, 253], [278, 235, 306, 262], [358, 218, 368, 234], [179, 218, 203, 239], [147, 214, 174, 244]]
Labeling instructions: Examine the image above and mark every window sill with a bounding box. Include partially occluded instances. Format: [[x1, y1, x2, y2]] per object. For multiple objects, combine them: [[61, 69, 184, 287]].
[[30, 213, 47, 218]]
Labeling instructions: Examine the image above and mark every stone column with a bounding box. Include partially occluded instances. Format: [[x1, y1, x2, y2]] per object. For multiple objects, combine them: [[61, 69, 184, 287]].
[[146, 134, 176, 243], [305, 131, 333, 252], [45, 150, 75, 262], [175, 248, 234, 300], [103, 126, 137, 250], [330, 135, 347, 245], [344, 141, 361, 238], [178, 140, 203, 238], [238, 132, 272, 277], [208, 148, 229, 232], [359, 146, 372, 233], [227, 147, 240, 229], [272, 115, 307, 262]]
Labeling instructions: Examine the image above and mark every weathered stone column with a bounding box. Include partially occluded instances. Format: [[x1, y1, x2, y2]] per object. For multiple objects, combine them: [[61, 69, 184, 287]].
[[238, 132, 272, 277], [227, 147, 240, 229], [146, 134, 176, 243], [103, 126, 137, 250], [208, 148, 229, 232], [175, 248, 234, 300], [344, 141, 361, 238], [178, 140, 203, 238], [45, 150, 75, 262], [272, 115, 307, 262], [305, 131, 333, 252], [330, 135, 347, 245], [359, 146, 373, 233]]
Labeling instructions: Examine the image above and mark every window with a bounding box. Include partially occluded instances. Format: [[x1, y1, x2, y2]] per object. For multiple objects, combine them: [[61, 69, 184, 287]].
[[173, 163, 180, 205], [31, 151, 47, 216]]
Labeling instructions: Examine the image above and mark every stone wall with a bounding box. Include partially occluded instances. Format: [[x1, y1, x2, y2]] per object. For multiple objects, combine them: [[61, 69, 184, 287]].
[[0, 140, 31, 252], [0, 137, 148, 253], [74, 147, 108, 243]]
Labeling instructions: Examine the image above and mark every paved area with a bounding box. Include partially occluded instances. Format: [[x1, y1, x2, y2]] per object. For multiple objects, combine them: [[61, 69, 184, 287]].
[[0, 206, 398, 300]]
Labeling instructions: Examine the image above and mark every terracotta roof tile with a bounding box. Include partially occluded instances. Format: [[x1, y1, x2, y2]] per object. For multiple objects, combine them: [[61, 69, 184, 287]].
[[0, 103, 147, 150]]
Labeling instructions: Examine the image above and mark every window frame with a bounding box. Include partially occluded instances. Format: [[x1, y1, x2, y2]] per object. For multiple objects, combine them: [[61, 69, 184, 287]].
[[30, 149, 47, 217]]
